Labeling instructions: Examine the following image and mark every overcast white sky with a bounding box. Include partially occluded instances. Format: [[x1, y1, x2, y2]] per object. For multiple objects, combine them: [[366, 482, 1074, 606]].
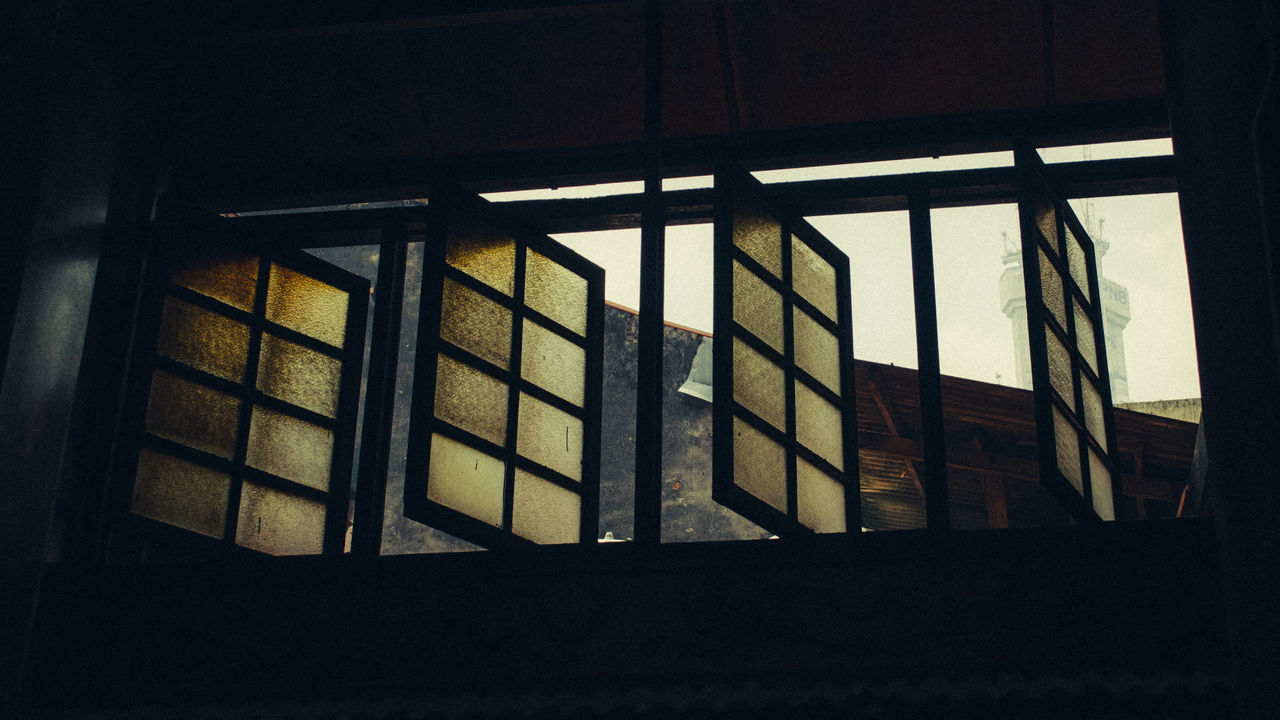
[[497, 140, 1199, 403]]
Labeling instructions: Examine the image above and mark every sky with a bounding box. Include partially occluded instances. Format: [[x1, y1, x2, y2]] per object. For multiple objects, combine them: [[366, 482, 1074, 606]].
[[491, 139, 1200, 403]]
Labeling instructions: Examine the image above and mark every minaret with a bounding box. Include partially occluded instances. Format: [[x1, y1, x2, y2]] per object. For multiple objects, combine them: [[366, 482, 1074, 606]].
[[998, 231, 1033, 389]]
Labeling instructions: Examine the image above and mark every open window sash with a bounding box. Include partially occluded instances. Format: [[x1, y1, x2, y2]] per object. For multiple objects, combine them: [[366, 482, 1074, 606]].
[[120, 217, 370, 556], [403, 184, 604, 548], [1017, 146, 1122, 522], [712, 166, 861, 537]]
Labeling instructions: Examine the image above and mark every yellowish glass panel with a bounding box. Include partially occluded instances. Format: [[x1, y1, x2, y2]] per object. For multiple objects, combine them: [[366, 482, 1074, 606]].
[[427, 433, 505, 527], [257, 333, 342, 418], [521, 319, 585, 406], [791, 235, 838, 320], [797, 458, 846, 533], [447, 219, 516, 296], [733, 260, 784, 352], [1053, 406, 1083, 493], [1075, 303, 1098, 373], [235, 481, 326, 555], [144, 371, 240, 460], [1046, 326, 1075, 405], [434, 353, 508, 446], [524, 249, 588, 336], [512, 470, 580, 544], [441, 277, 512, 369], [732, 337, 786, 431], [245, 406, 333, 492], [795, 380, 844, 471], [170, 254, 258, 312], [733, 417, 786, 512], [265, 263, 349, 348], [733, 195, 782, 278], [1081, 375, 1107, 452], [1088, 448, 1115, 521], [1039, 247, 1066, 329], [1065, 226, 1092, 297], [516, 393, 583, 482], [1035, 196, 1057, 251], [156, 296, 249, 382], [792, 307, 841, 394], [132, 449, 229, 538]]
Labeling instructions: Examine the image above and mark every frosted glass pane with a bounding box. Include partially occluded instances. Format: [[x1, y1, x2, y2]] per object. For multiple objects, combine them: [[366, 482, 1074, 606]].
[[1081, 375, 1107, 452], [156, 296, 249, 382], [441, 277, 512, 369], [792, 306, 841, 394], [246, 406, 333, 492], [1053, 407, 1083, 493], [427, 433, 505, 527], [132, 449, 229, 538], [516, 392, 583, 481], [795, 380, 844, 471], [521, 319, 585, 406], [1035, 196, 1057, 251], [733, 260, 784, 352], [1065, 226, 1092, 297], [1039, 247, 1066, 329], [257, 333, 342, 418], [265, 263, 349, 348], [732, 336, 786, 431], [1088, 449, 1115, 521], [1046, 325, 1075, 405], [434, 353, 508, 446], [1075, 304, 1098, 373], [791, 235, 838, 320], [145, 371, 240, 459], [447, 220, 516, 296], [171, 254, 258, 312], [733, 195, 782, 278], [797, 457, 846, 533], [512, 469, 580, 544], [733, 417, 786, 512], [235, 481, 326, 555], [524, 249, 588, 336]]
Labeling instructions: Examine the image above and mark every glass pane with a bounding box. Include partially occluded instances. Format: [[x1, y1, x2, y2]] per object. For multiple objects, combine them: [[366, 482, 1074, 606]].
[[264, 263, 349, 348], [434, 353, 509, 446], [516, 392, 583, 482], [447, 219, 516, 296], [792, 306, 841, 394], [170, 254, 258, 312], [156, 296, 249, 382], [732, 336, 786, 431], [235, 481, 326, 555], [733, 195, 782, 278], [521, 319, 585, 406], [733, 417, 786, 512], [797, 457, 846, 533], [795, 380, 844, 471], [1053, 406, 1083, 493], [1035, 196, 1057, 252], [1081, 375, 1107, 452], [144, 371, 240, 460], [791, 235, 838, 320], [257, 333, 342, 418], [245, 405, 333, 492], [132, 449, 229, 538], [1046, 325, 1075, 406], [440, 277, 512, 369], [1039, 247, 1066, 329], [427, 433, 505, 527], [1065, 225, 1092, 297], [1088, 448, 1115, 521], [733, 260, 784, 352], [1075, 303, 1098, 373], [524, 249, 588, 336], [511, 469, 580, 544]]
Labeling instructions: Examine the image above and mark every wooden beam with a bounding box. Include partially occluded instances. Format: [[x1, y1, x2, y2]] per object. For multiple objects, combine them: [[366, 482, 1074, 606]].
[[982, 475, 1010, 529]]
